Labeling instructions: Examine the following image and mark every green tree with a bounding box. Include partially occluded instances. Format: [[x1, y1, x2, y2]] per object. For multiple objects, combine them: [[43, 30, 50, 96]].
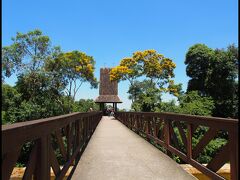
[[110, 50, 178, 93], [45, 51, 98, 112], [128, 80, 162, 112], [185, 44, 238, 118], [178, 91, 215, 116], [156, 100, 180, 113], [2, 84, 22, 124], [185, 44, 214, 95], [2, 29, 61, 78], [2, 29, 67, 121], [110, 50, 182, 109], [73, 99, 99, 112], [206, 46, 238, 118], [2, 84, 21, 112]]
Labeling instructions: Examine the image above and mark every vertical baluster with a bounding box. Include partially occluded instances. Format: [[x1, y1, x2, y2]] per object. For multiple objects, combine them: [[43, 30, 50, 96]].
[[229, 127, 238, 180], [126, 114, 130, 128], [34, 135, 50, 180], [129, 114, 131, 129], [164, 119, 172, 156], [75, 120, 80, 164], [141, 114, 144, 133], [75, 120, 80, 149], [130, 114, 133, 129], [84, 117, 87, 143], [80, 119, 84, 148], [153, 117, 157, 138], [136, 115, 140, 134], [187, 123, 192, 160], [88, 116, 90, 138], [2, 148, 21, 180], [146, 116, 150, 141], [66, 124, 71, 160], [87, 116, 89, 138], [124, 113, 126, 126]]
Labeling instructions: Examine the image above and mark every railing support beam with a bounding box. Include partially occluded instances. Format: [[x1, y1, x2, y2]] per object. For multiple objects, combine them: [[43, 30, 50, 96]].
[[34, 135, 50, 180]]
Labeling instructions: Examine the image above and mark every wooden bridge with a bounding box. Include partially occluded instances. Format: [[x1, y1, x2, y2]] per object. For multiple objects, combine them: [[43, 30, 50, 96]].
[[2, 112, 239, 180]]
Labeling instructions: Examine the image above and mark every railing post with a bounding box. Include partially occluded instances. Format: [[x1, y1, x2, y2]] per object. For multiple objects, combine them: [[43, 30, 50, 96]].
[[34, 135, 50, 180], [75, 120, 81, 164], [88, 116, 90, 138], [136, 115, 140, 134], [75, 120, 80, 150], [164, 119, 172, 156], [66, 124, 71, 160], [146, 116, 151, 142], [2, 148, 21, 180], [129, 114, 132, 129], [84, 117, 87, 143], [126, 113, 129, 127], [187, 124, 192, 160], [229, 127, 239, 180], [140, 114, 144, 132]]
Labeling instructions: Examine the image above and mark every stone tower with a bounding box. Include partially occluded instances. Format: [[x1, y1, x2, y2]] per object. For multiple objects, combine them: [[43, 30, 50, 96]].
[[95, 68, 122, 111]]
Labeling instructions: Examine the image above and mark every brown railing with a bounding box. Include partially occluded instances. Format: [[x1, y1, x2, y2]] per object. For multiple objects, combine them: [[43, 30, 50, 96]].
[[2, 111, 102, 180], [115, 112, 239, 180]]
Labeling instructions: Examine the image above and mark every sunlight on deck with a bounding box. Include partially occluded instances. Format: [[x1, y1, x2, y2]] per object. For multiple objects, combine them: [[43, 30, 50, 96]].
[[72, 116, 196, 180]]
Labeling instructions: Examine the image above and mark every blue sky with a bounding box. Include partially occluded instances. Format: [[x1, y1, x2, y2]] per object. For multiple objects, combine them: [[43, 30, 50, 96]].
[[2, 0, 238, 110]]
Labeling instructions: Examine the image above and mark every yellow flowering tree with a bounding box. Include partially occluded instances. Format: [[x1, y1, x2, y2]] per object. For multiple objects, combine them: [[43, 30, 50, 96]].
[[45, 51, 98, 103], [110, 49, 182, 105], [110, 57, 140, 85]]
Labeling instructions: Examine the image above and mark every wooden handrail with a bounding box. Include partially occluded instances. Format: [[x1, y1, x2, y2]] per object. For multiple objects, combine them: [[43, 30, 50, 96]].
[[115, 112, 239, 180], [2, 111, 102, 180]]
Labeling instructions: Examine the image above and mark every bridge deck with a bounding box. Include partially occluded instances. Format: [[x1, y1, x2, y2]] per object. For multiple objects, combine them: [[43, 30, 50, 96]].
[[72, 116, 196, 180]]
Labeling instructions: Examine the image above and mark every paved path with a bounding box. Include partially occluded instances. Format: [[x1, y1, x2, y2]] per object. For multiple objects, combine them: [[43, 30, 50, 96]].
[[72, 116, 196, 180]]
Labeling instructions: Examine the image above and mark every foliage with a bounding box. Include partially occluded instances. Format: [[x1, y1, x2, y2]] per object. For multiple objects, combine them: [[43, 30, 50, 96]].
[[185, 44, 214, 95], [2, 83, 22, 112], [110, 50, 177, 88], [2, 29, 99, 125], [178, 91, 215, 116], [15, 71, 64, 102], [2, 84, 22, 124], [128, 80, 162, 112], [2, 111, 7, 125], [4, 98, 67, 124], [73, 99, 99, 112], [45, 51, 98, 112], [155, 91, 214, 116], [185, 44, 238, 118], [110, 50, 182, 106], [45, 51, 98, 98], [2, 29, 68, 123], [196, 138, 227, 163], [2, 29, 61, 79], [156, 100, 180, 113]]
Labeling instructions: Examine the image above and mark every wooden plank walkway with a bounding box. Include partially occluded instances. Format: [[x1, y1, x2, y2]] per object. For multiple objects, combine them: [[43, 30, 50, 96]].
[[72, 116, 196, 180]]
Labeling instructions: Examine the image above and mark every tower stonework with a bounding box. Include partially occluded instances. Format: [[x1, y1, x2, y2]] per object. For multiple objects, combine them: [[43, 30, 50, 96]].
[[95, 68, 122, 112], [99, 68, 118, 96]]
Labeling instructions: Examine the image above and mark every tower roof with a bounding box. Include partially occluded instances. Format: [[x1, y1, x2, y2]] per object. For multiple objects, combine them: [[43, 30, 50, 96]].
[[95, 95, 122, 103]]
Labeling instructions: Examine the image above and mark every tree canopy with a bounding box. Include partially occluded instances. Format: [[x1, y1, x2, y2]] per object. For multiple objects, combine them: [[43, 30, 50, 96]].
[[128, 80, 162, 112], [2, 29, 61, 78], [45, 51, 98, 101], [2, 29, 98, 123], [110, 50, 177, 90], [185, 44, 238, 118], [110, 50, 182, 108]]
